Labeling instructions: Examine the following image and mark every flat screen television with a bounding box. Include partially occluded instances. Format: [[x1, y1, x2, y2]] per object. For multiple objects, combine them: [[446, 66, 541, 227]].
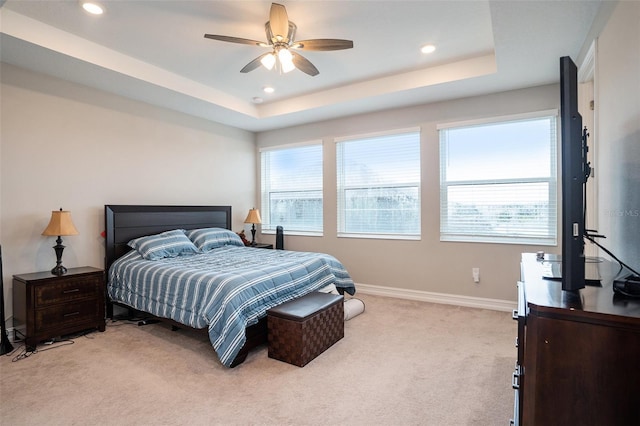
[[560, 56, 589, 291]]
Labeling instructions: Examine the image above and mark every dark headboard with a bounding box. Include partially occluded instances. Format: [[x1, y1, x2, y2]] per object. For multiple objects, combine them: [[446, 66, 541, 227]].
[[104, 205, 232, 272]]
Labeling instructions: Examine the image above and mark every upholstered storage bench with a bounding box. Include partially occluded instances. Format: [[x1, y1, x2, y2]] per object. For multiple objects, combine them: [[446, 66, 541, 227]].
[[267, 292, 344, 367]]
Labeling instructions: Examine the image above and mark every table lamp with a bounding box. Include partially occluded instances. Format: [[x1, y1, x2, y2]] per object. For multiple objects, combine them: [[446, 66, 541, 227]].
[[42, 208, 79, 275], [244, 208, 262, 246]]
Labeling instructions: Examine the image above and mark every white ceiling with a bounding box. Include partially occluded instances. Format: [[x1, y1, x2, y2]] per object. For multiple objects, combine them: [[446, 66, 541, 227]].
[[0, 1, 605, 132]]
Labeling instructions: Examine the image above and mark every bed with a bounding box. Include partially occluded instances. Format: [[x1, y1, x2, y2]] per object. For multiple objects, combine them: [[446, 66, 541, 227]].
[[104, 205, 355, 367]]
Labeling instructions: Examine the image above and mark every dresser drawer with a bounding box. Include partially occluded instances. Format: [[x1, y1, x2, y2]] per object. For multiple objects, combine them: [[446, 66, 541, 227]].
[[35, 299, 101, 333], [34, 275, 101, 307]]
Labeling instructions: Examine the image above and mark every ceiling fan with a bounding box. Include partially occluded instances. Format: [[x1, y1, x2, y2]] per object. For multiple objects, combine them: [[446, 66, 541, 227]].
[[204, 3, 353, 77]]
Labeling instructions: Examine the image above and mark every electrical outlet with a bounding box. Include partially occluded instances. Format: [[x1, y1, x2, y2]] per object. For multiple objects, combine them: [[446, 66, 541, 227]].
[[472, 268, 480, 283]]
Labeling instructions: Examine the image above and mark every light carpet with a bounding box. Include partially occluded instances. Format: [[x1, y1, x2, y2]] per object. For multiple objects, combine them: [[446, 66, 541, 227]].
[[0, 294, 517, 425]]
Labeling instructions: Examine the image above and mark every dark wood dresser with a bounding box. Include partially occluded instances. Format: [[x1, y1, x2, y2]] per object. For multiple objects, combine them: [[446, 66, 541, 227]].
[[512, 253, 640, 425], [13, 267, 105, 349]]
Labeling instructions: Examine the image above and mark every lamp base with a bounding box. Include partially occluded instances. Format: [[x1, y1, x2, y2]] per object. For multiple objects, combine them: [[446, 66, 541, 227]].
[[51, 237, 67, 275], [250, 224, 257, 246], [51, 265, 68, 276]]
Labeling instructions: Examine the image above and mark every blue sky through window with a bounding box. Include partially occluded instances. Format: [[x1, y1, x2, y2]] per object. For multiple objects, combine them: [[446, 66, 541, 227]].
[[268, 145, 322, 191], [445, 118, 554, 181]]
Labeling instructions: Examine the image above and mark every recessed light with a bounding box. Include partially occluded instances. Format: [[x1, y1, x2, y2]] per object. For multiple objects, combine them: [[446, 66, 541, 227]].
[[252, 97, 264, 104], [263, 86, 275, 94], [421, 44, 436, 54], [81, 1, 104, 15]]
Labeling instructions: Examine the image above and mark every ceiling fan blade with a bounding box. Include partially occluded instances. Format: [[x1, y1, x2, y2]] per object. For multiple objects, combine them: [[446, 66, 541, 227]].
[[291, 52, 319, 76], [269, 3, 289, 41], [204, 34, 266, 47], [240, 53, 271, 73], [293, 39, 354, 51]]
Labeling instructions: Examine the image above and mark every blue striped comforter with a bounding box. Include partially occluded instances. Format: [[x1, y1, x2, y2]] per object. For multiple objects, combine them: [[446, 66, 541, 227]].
[[107, 246, 355, 366]]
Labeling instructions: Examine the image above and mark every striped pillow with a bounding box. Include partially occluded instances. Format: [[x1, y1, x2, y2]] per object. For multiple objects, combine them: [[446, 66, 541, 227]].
[[185, 227, 244, 252], [128, 229, 200, 260]]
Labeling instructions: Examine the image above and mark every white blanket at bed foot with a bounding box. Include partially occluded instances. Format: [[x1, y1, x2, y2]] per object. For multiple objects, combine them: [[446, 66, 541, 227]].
[[344, 298, 365, 321]]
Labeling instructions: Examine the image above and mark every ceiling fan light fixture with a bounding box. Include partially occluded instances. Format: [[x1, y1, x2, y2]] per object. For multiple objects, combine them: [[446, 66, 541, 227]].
[[261, 53, 276, 70], [278, 48, 293, 63], [204, 3, 352, 77], [278, 48, 295, 73], [281, 59, 295, 73]]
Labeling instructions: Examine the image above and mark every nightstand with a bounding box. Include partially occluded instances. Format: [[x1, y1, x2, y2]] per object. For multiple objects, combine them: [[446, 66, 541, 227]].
[[251, 243, 273, 249], [13, 267, 105, 349]]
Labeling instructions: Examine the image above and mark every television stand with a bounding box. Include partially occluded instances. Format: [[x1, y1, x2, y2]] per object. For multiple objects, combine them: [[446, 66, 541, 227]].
[[511, 253, 640, 425]]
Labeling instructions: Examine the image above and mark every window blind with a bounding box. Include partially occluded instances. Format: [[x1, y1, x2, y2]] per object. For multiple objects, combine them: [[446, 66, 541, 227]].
[[260, 143, 323, 235], [336, 128, 421, 239], [439, 113, 557, 245]]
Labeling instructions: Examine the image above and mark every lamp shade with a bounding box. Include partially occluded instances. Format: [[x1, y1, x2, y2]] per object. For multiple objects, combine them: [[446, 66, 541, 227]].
[[261, 53, 276, 70], [278, 48, 295, 73], [42, 209, 79, 237], [244, 208, 262, 225]]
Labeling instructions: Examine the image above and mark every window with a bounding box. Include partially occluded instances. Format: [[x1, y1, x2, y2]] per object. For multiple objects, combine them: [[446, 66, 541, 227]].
[[260, 143, 323, 235], [439, 111, 557, 245], [336, 128, 421, 239]]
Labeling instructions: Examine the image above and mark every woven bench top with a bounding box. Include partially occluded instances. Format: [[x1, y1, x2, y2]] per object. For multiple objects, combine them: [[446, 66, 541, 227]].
[[267, 292, 343, 321]]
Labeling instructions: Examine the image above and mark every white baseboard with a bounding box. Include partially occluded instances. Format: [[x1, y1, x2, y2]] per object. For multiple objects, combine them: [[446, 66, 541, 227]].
[[354, 283, 517, 312]]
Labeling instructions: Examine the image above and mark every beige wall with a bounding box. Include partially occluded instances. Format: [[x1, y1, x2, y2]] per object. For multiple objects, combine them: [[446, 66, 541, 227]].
[[595, 0, 640, 268], [0, 64, 256, 320], [256, 84, 560, 303]]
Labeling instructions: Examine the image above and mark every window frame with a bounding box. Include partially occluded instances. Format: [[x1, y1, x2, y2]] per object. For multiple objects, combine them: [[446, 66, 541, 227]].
[[260, 141, 324, 236], [335, 127, 422, 240], [438, 110, 558, 245]]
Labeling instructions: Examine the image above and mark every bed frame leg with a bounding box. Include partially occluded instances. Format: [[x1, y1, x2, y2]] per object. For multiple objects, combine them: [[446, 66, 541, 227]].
[[228, 317, 268, 367], [230, 349, 249, 368]]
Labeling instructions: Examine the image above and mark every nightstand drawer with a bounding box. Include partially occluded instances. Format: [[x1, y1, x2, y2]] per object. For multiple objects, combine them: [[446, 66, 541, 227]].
[[13, 267, 106, 349], [35, 299, 101, 333], [34, 275, 101, 307]]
